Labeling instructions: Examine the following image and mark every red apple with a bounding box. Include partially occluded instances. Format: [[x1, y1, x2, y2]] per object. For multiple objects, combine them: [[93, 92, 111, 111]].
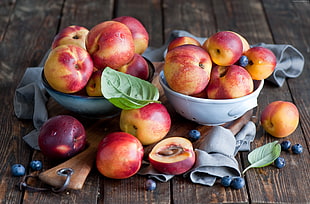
[[86, 20, 135, 69], [207, 65, 254, 99], [51, 25, 89, 50], [167, 36, 201, 52], [113, 16, 149, 54], [120, 103, 171, 145], [149, 137, 196, 175], [260, 101, 299, 138], [244, 46, 277, 80], [38, 115, 86, 160], [202, 31, 243, 66], [118, 53, 149, 80], [44, 44, 94, 93], [85, 69, 103, 96], [96, 132, 144, 179], [164, 44, 213, 95]]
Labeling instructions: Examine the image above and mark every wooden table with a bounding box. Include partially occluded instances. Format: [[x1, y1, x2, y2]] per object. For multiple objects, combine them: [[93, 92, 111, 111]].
[[1, 0, 310, 203]]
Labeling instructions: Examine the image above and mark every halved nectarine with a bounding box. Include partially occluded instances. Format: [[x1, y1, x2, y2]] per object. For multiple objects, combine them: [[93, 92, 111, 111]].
[[149, 137, 196, 175]]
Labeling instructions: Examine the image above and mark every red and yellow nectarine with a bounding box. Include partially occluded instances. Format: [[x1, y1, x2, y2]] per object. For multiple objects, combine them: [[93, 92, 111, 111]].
[[260, 101, 299, 138], [96, 132, 144, 179]]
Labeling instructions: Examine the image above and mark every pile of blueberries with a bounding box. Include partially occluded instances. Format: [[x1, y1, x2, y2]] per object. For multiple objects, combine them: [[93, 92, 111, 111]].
[[275, 140, 303, 169]]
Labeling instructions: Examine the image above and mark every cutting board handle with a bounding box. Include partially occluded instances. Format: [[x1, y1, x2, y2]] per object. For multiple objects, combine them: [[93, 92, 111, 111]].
[[39, 134, 102, 190]]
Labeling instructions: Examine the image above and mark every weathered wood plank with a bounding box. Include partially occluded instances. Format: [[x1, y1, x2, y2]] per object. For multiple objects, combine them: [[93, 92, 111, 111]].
[[213, 0, 310, 203], [162, 0, 249, 203], [163, 0, 217, 41], [93, 1, 171, 203], [21, 1, 115, 203], [114, 0, 164, 47], [59, 0, 114, 31], [250, 0, 310, 203], [0, 0, 64, 203], [0, 0, 17, 42]]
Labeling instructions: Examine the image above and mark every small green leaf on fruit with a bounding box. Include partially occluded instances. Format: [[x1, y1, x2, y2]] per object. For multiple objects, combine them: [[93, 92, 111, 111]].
[[101, 67, 160, 110], [242, 141, 281, 174]]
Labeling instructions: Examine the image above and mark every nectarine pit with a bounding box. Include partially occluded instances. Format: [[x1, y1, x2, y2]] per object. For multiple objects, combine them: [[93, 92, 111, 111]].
[[157, 145, 184, 157]]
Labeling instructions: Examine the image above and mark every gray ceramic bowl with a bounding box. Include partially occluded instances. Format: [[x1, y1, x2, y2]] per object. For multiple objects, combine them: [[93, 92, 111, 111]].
[[41, 57, 154, 118], [41, 71, 121, 118], [159, 71, 264, 125]]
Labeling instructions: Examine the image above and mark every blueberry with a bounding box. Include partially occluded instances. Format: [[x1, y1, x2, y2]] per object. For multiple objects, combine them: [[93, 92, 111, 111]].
[[221, 176, 233, 187], [237, 55, 249, 67], [29, 160, 43, 171], [274, 157, 286, 169], [11, 164, 26, 177], [292, 144, 303, 154], [230, 177, 245, 190], [280, 140, 291, 151], [145, 179, 156, 191], [188, 130, 201, 142]]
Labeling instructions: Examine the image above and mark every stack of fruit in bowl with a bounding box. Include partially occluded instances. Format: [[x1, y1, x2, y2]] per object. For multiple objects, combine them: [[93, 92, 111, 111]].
[[160, 31, 277, 125], [41, 16, 153, 118]]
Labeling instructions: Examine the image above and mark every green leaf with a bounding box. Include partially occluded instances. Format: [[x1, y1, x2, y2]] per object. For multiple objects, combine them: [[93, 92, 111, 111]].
[[242, 141, 281, 174], [101, 67, 160, 110]]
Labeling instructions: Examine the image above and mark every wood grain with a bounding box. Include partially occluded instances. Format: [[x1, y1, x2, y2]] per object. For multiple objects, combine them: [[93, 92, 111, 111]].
[[1, 0, 310, 203]]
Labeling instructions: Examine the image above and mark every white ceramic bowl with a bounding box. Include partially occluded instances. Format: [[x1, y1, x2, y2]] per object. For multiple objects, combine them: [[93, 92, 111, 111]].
[[159, 71, 264, 125]]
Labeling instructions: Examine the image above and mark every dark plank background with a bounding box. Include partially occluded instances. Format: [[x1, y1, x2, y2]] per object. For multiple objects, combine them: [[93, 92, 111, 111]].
[[1, 0, 309, 203]]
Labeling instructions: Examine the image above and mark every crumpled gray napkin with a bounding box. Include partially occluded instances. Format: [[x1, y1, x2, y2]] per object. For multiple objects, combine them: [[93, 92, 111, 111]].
[[14, 67, 47, 150], [142, 30, 304, 87], [139, 121, 256, 186], [252, 43, 304, 87]]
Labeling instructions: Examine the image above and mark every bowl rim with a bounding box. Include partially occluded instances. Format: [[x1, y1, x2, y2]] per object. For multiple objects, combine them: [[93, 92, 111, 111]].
[[41, 57, 155, 100], [41, 69, 108, 100], [159, 70, 264, 104]]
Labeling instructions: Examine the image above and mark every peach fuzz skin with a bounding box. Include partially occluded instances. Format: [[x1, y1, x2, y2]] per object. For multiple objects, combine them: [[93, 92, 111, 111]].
[[120, 103, 171, 145], [260, 101, 299, 138], [202, 31, 243, 66], [149, 137, 196, 175], [244, 46, 277, 80], [167, 36, 201, 52], [85, 69, 103, 96], [96, 132, 144, 179], [207, 65, 254, 99], [228, 31, 250, 53], [118, 53, 149, 80], [43, 44, 94, 94], [86, 21, 135, 69], [112, 16, 149, 55], [164, 44, 212, 95], [51, 25, 89, 50]]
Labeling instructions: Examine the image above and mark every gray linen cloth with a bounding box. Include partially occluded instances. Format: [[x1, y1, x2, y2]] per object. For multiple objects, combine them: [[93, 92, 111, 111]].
[[139, 121, 256, 186]]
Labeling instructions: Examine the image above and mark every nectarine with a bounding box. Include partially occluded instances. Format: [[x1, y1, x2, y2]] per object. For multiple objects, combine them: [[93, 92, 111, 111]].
[[260, 101, 299, 138], [96, 132, 144, 179], [149, 137, 196, 175]]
